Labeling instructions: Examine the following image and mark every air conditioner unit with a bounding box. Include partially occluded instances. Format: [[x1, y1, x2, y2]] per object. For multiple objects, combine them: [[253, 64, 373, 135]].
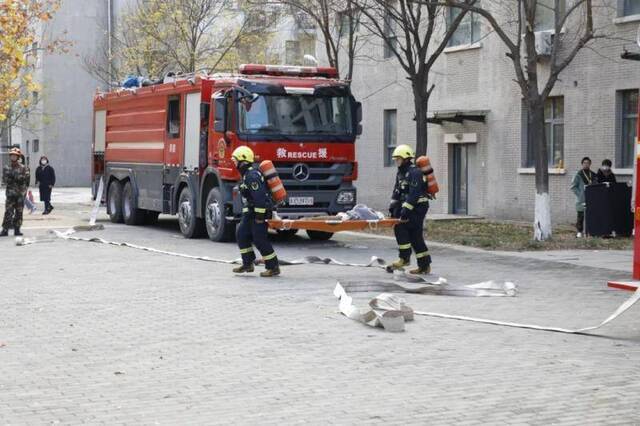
[[534, 31, 554, 57]]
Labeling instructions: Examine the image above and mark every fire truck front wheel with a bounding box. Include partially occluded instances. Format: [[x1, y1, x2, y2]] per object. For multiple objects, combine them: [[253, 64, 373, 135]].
[[178, 187, 205, 239], [205, 187, 235, 242], [107, 180, 124, 224], [306, 230, 334, 241]]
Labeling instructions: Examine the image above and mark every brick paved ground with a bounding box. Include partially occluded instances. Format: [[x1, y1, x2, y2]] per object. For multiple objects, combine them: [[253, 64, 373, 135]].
[[1, 216, 639, 425]]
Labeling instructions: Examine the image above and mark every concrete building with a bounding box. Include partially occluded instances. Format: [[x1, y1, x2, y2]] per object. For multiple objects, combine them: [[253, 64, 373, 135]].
[[4, 0, 118, 186], [338, 3, 640, 225]]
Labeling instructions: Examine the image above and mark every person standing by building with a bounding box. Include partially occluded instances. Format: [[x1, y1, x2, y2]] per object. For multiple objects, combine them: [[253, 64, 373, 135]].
[[35, 155, 56, 214], [1, 148, 30, 237], [570, 156, 597, 238], [387, 144, 432, 275], [596, 159, 617, 184], [231, 146, 280, 277]]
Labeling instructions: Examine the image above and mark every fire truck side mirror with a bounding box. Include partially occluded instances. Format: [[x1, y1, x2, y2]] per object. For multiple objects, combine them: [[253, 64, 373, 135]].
[[213, 96, 226, 133], [355, 101, 362, 124]]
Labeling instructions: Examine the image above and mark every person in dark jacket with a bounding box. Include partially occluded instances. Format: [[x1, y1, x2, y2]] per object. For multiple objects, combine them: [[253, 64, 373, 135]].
[[387, 144, 432, 275], [35, 156, 56, 214], [570, 156, 597, 238], [596, 159, 617, 184], [231, 146, 280, 277]]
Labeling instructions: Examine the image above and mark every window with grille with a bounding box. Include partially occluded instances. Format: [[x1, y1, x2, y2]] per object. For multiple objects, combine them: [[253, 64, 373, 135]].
[[618, 89, 638, 169], [383, 109, 397, 167]]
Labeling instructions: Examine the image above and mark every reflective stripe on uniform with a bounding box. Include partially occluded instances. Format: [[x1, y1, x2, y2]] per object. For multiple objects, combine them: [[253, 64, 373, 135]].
[[398, 243, 412, 250], [242, 207, 249, 213], [263, 252, 277, 261], [402, 202, 414, 210], [416, 251, 430, 259], [240, 247, 254, 254], [254, 207, 266, 213], [417, 197, 428, 203]]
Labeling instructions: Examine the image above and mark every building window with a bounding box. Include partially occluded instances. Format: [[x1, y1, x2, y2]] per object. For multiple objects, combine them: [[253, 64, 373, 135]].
[[545, 97, 564, 168], [337, 10, 360, 37], [447, 5, 482, 47], [535, 0, 566, 32], [620, 0, 640, 16], [33, 139, 39, 153], [285, 40, 300, 65], [383, 109, 397, 167], [167, 96, 181, 138], [383, 9, 397, 59], [521, 97, 564, 168], [619, 90, 638, 169]]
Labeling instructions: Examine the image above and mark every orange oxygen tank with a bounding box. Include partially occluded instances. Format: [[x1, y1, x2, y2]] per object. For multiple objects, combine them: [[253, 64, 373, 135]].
[[416, 156, 439, 195], [259, 160, 287, 204]]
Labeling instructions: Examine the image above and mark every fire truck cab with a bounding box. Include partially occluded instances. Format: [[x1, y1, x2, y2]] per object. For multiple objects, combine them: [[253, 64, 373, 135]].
[[92, 64, 361, 242]]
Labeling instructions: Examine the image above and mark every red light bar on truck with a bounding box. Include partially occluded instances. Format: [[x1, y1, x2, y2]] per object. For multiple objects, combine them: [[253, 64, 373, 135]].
[[240, 64, 339, 79]]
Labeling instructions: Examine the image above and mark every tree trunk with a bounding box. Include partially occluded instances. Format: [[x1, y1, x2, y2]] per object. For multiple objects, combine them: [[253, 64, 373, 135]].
[[413, 76, 429, 156], [529, 98, 552, 241]]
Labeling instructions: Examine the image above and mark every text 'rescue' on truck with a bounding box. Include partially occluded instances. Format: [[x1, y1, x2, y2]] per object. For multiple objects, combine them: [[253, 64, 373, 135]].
[[92, 64, 361, 242]]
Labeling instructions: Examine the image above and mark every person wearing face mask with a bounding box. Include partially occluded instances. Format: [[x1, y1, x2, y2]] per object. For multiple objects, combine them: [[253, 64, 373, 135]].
[[570, 156, 597, 238], [387, 144, 432, 275], [596, 159, 616, 184], [35, 156, 56, 215]]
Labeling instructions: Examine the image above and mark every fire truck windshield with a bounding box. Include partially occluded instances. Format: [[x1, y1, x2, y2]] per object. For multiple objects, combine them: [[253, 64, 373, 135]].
[[238, 95, 353, 137]]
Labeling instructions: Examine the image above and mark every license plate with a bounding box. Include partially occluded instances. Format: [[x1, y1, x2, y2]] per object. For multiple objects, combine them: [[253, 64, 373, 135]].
[[288, 196, 314, 206]]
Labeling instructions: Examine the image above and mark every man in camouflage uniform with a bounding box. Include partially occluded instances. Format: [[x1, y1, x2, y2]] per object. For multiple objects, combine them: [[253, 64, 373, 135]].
[[1, 148, 30, 237]]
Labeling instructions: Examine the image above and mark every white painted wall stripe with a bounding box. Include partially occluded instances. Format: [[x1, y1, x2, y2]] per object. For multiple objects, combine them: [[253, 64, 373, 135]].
[[107, 142, 164, 150]]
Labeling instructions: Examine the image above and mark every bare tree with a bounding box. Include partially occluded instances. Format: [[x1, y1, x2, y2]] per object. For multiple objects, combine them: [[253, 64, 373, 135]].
[[254, 0, 364, 80], [84, 0, 280, 86], [353, 0, 478, 156], [420, 0, 600, 240]]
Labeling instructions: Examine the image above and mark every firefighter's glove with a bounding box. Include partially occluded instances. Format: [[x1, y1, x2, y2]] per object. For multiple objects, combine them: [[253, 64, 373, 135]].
[[388, 201, 399, 217], [427, 193, 436, 200]]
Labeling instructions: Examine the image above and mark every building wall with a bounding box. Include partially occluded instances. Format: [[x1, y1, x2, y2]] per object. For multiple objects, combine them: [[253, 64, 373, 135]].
[[36, 0, 109, 186], [341, 6, 640, 225], [8, 1, 109, 185]]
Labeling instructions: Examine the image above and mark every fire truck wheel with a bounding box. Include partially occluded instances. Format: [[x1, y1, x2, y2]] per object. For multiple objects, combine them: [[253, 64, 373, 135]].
[[178, 187, 205, 239], [306, 230, 334, 241], [107, 180, 124, 224], [276, 229, 299, 239], [144, 211, 160, 225], [122, 181, 145, 226], [205, 187, 235, 242]]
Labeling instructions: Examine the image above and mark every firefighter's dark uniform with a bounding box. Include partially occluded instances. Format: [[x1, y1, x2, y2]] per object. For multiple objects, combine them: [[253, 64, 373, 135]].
[[236, 163, 279, 271], [390, 162, 431, 270]]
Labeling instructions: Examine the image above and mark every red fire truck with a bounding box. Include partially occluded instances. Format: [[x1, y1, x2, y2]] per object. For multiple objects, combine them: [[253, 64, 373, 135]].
[[92, 64, 361, 242]]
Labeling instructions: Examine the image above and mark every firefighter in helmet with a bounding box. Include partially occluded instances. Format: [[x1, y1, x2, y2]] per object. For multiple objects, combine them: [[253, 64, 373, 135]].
[[1, 147, 30, 237], [231, 146, 280, 277], [388, 144, 432, 274]]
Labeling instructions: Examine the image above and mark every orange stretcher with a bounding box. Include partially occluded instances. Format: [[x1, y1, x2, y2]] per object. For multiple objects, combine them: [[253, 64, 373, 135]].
[[267, 218, 400, 233]]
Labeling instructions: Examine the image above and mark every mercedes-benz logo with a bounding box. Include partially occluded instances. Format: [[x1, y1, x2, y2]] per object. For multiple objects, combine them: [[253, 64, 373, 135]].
[[293, 163, 310, 182]]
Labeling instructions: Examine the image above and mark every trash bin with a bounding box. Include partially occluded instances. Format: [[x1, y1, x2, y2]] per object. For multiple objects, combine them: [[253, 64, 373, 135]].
[[585, 182, 633, 237]]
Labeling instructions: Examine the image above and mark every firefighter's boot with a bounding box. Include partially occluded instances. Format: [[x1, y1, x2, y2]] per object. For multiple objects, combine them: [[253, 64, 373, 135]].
[[233, 264, 254, 274], [260, 267, 280, 278], [14, 228, 23, 237], [0, 228, 8, 237], [386, 258, 410, 273], [409, 265, 431, 275]]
